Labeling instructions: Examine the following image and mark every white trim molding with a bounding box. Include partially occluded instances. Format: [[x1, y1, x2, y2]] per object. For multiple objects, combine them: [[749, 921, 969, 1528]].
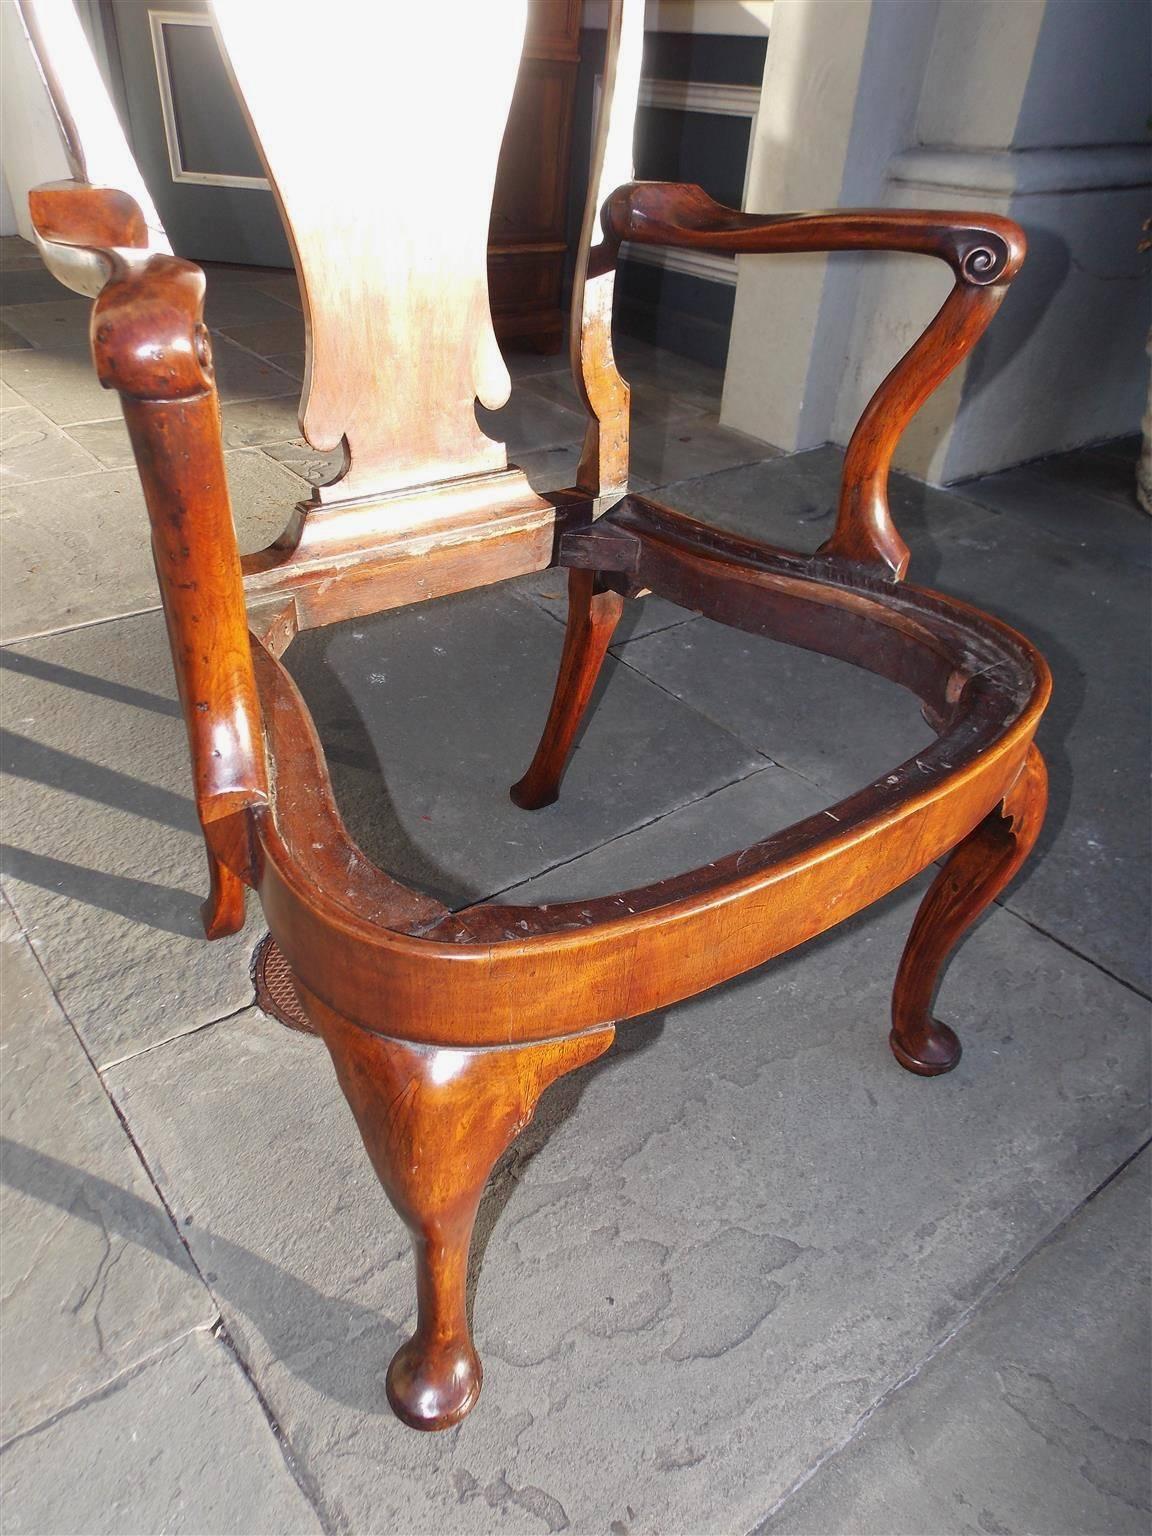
[[640, 79, 761, 117], [621, 241, 737, 285], [148, 10, 269, 190], [601, 74, 759, 288], [584, 1, 773, 37], [889, 143, 1152, 197]]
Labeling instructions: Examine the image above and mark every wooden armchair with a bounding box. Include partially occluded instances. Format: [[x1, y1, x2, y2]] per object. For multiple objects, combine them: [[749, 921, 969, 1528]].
[[22, 0, 1049, 1431]]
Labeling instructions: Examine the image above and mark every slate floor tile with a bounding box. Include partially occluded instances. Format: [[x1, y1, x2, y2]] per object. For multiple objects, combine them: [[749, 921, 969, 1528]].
[[0, 613, 260, 1065], [0, 405, 102, 486], [284, 586, 765, 905], [0, 334, 296, 427], [0, 901, 212, 1439], [104, 879, 1149, 1536], [636, 453, 1152, 991], [264, 349, 306, 379], [954, 453, 1151, 566], [762, 1149, 1152, 1536], [511, 563, 694, 643], [251, 272, 304, 309], [0, 237, 42, 272], [502, 344, 572, 381], [261, 435, 345, 488], [614, 619, 935, 802], [0, 319, 32, 352], [477, 385, 586, 456], [0, 450, 304, 641], [218, 315, 307, 358], [1, 298, 95, 350], [69, 393, 304, 467], [0, 345, 119, 428], [509, 443, 583, 494], [615, 335, 727, 414], [658, 443, 995, 577], [499, 763, 828, 904], [521, 366, 708, 429], [0, 1333, 324, 1535], [632, 415, 779, 487], [0, 268, 70, 306], [201, 283, 304, 331]]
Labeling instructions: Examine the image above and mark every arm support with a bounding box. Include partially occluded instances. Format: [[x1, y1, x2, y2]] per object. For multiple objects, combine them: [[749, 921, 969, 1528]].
[[606, 183, 1026, 579], [29, 182, 268, 935]]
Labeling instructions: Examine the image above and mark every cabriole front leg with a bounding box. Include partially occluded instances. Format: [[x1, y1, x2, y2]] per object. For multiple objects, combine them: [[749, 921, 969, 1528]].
[[891, 746, 1048, 1074], [297, 985, 614, 1429]]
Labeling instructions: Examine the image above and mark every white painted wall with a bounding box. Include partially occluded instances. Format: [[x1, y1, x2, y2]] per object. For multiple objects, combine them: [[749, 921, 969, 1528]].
[[723, 0, 1152, 480], [0, 171, 17, 236]]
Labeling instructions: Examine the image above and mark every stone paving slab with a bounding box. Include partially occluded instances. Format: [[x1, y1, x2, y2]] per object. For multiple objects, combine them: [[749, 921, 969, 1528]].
[[658, 443, 997, 576], [1, 612, 259, 1065], [616, 336, 727, 415], [0, 449, 304, 642], [500, 763, 828, 904], [217, 314, 307, 358], [0, 335, 295, 428], [511, 565, 694, 644], [105, 865, 1149, 1536], [0, 320, 32, 352], [762, 1148, 1151, 1536], [477, 385, 586, 457], [521, 366, 708, 429], [0, 268, 69, 306], [612, 619, 935, 803], [67, 393, 303, 468], [924, 497, 1151, 994], [632, 416, 779, 488], [284, 585, 765, 905], [956, 448, 1150, 566], [0, 1332, 324, 1535], [2, 298, 96, 350], [0, 404, 103, 485], [0, 900, 212, 1440]]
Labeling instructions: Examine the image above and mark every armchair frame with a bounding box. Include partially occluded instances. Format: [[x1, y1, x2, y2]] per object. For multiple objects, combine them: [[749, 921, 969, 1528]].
[[19, 0, 1048, 1433]]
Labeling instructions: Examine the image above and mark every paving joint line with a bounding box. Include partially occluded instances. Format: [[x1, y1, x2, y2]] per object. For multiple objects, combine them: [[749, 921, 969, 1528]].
[[98, 999, 257, 1072], [610, 645, 827, 789], [0, 1326, 217, 1456], [0, 893, 324, 1509], [213, 1320, 344, 1536], [470, 760, 783, 908], [746, 1134, 1152, 1536], [993, 896, 1151, 1001]]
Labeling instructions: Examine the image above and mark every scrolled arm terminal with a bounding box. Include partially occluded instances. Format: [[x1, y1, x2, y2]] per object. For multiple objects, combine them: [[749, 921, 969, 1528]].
[[604, 182, 1026, 579]]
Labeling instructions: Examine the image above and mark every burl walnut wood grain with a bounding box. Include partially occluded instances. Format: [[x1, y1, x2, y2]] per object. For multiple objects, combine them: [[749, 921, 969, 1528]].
[[24, 0, 1049, 1434]]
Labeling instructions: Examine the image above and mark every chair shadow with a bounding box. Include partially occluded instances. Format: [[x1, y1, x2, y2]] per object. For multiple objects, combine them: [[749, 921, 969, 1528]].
[[0, 1013, 668, 1419], [0, 844, 206, 939]]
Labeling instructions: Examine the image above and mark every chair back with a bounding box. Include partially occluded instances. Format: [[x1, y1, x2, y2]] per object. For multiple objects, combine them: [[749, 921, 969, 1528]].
[[19, 0, 643, 507]]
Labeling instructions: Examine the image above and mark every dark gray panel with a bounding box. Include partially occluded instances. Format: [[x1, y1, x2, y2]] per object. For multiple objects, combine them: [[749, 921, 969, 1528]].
[[160, 20, 264, 180]]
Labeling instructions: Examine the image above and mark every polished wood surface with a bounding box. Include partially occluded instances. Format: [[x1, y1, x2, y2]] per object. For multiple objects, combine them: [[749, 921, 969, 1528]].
[[510, 569, 625, 808], [489, 0, 583, 352], [23, 0, 1049, 1433], [211, 0, 526, 506], [891, 745, 1048, 1074], [609, 182, 1026, 578], [302, 987, 614, 1429]]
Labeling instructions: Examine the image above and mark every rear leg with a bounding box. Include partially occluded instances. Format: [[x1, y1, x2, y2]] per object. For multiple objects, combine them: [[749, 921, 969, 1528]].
[[511, 569, 624, 810]]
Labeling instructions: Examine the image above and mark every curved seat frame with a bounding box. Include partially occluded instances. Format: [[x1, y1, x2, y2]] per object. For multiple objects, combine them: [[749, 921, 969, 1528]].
[[19, 0, 1049, 1434]]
